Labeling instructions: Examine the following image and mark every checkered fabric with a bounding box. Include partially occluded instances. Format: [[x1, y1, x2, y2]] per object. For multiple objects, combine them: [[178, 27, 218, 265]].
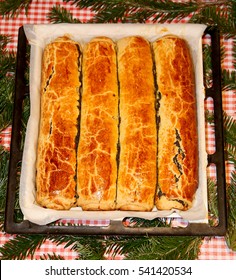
[[0, 0, 236, 260]]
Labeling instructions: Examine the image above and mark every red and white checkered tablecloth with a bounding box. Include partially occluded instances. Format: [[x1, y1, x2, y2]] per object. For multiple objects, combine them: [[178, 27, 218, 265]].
[[0, 0, 236, 260]]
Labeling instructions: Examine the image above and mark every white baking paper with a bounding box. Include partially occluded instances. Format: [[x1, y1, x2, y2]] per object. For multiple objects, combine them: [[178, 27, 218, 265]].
[[20, 23, 208, 225]]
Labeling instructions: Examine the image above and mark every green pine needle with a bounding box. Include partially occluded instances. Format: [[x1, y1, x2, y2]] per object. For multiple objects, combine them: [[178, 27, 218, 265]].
[[62, 0, 236, 37], [0, 35, 16, 131], [105, 235, 202, 260], [0, 234, 48, 260], [226, 172, 236, 251], [0, 0, 33, 18], [222, 69, 236, 91], [39, 253, 65, 260], [224, 112, 236, 148], [47, 235, 105, 260], [63, 0, 199, 23], [207, 178, 219, 226], [226, 144, 236, 166], [0, 35, 16, 79], [0, 146, 10, 222], [190, 3, 236, 38], [0, 76, 15, 132], [48, 5, 81, 24]]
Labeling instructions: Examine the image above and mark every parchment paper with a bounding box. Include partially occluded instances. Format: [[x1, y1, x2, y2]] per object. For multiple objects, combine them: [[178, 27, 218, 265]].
[[20, 23, 208, 225]]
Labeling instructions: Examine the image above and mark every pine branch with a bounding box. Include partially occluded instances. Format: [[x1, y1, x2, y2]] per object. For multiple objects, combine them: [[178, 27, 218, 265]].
[[226, 172, 236, 251], [202, 43, 213, 89], [234, 38, 236, 69], [207, 178, 219, 226], [203, 42, 233, 92], [128, 217, 170, 228], [0, 146, 10, 222], [190, 3, 236, 38], [0, 0, 33, 18], [224, 112, 236, 148], [105, 235, 202, 260], [0, 76, 15, 132], [63, 0, 198, 23], [222, 69, 236, 91], [74, 237, 106, 260], [226, 144, 236, 166], [0, 234, 48, 260], [63, 0, 236, 36], [0, 35, 16, 132], [19, 95, 30, 152], [223, 113, 236, 171], [205, 110, 214, 124], [39, 253, 65, 260], [47, 235, 105, 260], [48, 5, 81, 24], [0, 35, 16, 79]]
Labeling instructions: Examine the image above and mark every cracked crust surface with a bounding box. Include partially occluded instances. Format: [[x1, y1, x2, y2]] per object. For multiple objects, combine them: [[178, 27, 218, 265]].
[[36, 36, 81, 210], [116, 36, 157, 211], [77, 37, 118, 210], [153, 36, 198, 210]]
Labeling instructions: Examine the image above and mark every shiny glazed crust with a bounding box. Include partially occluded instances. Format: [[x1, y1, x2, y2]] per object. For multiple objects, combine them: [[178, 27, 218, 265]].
[[36, 37, 81, 210], [153, 36, 198, 210], [77, 37, 118, 210], [116, 36, 157, 211]]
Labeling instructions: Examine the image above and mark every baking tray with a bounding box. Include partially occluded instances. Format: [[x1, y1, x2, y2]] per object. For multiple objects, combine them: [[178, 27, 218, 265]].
[[4, 26, 227, 236]]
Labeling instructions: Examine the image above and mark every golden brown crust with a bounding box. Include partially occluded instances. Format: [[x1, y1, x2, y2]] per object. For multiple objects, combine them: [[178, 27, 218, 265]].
[[116, 36, 157, 211], [77, 37, 118, 210], [36, 36, 81, 210], [153, 36, 198, 210]]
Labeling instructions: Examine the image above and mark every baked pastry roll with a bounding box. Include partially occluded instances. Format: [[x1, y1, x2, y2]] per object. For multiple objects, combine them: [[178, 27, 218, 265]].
[[116, 36, 157, 211], [77, 37, 118, 210], [36, 36, 81, 210], [153, 36, 198, 210]]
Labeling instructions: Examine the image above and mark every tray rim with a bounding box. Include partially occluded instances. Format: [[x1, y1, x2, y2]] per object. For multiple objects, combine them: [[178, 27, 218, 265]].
[[4, 25, 227, 236]]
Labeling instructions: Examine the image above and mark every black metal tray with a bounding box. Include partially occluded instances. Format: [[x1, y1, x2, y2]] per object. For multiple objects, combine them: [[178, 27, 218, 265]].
[[4, 26, 227, 236]]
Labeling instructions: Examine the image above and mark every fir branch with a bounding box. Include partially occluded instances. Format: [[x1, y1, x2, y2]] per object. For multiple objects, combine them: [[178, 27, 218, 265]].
[[0, 35, 16, 132], [74, 237, 105, 260], [39, 253, 65, 260], [127, 236, 202, 260], [223, 113, 236, 167], [0, 76, 15, 132], [0, 34, 11, 48], [226, 172, 236, 251], [0, 35, 16, 79], [48, 5, 81, 24], [0, 146, 10, 222], [63, 0, 199, 23], [224, 112, 236, 147], [0, 0, 33, 18], [207, 178, 219, 226], [0, 231, 202, 260], [222, 69, 236, 91], [0, 234, 48, 260], [47, 235, 105, 260], [190, 3, 236, 37], [128, 217, 170, 228], [226, 144, 236, 166], [105, 235, 202, 260], [63, 0, 236, 34], [233, 38, 236, 69], [20, 95, 30, 151], [205, 109, 214, 124], [202, 43, 213, 89]]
